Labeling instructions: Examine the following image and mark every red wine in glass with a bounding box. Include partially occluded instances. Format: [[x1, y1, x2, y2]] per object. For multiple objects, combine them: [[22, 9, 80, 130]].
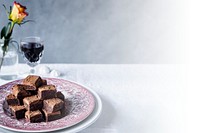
[[20, 37, 44, 73], [21, 42, 43, 63]]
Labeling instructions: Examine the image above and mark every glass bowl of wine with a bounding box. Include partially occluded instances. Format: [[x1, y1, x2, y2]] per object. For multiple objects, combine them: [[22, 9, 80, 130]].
[[20, 37, 44, 74]]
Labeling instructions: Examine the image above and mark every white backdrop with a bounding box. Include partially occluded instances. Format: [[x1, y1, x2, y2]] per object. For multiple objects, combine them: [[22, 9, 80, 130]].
[[0, 0, 188, 64]]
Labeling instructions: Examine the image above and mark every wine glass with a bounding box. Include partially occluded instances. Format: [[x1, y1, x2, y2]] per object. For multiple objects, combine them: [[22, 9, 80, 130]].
[[20, 37, 44, 74]]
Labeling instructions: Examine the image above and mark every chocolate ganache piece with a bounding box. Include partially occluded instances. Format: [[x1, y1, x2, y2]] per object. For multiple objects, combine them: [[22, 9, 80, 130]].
[[5, 94, 20, 106], [42, 109, 61, 122], [12, 84, 31, 104], [38, 85, 56, 100], [10, 105, 26, 119], [25, 110, 44, 123], [43, 98, 64, 113], [23, 95, 43, 111], [22, 75, 43, 90]]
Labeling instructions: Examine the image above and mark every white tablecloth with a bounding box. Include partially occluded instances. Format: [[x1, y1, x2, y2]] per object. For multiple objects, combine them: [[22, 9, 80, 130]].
[[0, 64, 187, 133]]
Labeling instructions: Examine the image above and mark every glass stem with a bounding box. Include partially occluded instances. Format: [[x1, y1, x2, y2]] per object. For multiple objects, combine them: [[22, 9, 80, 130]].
[[30, 67, 35, 74]]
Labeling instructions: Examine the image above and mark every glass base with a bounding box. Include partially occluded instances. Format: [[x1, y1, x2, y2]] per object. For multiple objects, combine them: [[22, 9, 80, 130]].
[[0, 74, 18, 80], [30, 68, 35, 74]]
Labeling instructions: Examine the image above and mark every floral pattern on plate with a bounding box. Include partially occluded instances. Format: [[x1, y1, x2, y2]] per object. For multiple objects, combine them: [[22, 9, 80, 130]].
[[0, 78, 95, 132]]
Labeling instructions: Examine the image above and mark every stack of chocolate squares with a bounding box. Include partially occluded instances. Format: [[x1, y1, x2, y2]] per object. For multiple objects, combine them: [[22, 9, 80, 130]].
[[3, 75, 66, 123]]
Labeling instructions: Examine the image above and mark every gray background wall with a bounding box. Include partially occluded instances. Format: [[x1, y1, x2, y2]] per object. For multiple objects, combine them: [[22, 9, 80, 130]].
[[0, 0, 187, 64]]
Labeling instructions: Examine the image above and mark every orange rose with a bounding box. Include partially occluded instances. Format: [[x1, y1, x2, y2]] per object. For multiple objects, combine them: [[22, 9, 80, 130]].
[[9, 1, 28, 24]]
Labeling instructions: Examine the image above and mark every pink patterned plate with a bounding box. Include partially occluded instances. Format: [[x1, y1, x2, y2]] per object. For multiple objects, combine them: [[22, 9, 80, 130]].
[[0, 78, 95, 132]]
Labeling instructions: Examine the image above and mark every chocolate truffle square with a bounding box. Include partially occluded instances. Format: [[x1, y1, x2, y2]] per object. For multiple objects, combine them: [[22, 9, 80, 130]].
[[15, 84, 36, 91], [43, 98, 64, 113], [10, 105, 26, 119], [42, 109, 61, 122], [3, 94, 20, 116], [12, 84, 37, 95], [56, 91, 65, 101], [22, 75, 43, 90], [23, 95, 43, 111], [12, 84, 31, 98], [5, 94, 20, 106], [25, 110, 44, 123], [38, 85, 56, 100], [12, 84, 31, 104], [42, 79, 47, 85]]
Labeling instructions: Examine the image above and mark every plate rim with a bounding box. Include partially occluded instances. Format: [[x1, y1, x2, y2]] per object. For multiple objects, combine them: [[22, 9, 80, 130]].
[[0, 78, 102, 133], [57, 83, 102, 133]]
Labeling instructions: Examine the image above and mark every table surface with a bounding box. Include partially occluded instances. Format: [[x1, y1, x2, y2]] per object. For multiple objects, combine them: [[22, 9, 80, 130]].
[[0, 64, 187, 133]]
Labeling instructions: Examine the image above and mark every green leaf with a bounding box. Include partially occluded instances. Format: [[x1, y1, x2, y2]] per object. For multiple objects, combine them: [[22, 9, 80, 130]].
[[1, 26, 7, 39]]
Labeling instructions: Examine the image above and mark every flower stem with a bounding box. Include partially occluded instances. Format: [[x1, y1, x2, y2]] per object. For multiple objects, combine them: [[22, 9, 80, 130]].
[[0, 22, 14, 70], [9, 22, 15, 34], [0, 50, 6, 71]]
